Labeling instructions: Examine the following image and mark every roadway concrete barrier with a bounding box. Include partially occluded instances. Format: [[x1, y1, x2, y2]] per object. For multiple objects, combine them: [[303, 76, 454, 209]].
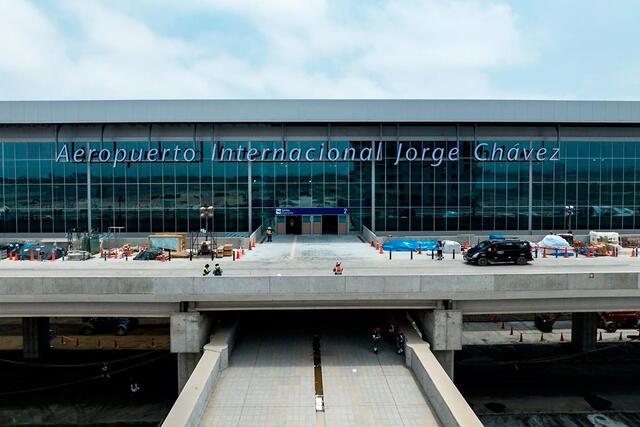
[[162, 320, 237, 427], [404, 326, 482, 427]]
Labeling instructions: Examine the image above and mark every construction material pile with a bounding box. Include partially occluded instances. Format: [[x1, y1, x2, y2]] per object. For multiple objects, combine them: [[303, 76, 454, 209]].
[[536, 235, 572, 250]]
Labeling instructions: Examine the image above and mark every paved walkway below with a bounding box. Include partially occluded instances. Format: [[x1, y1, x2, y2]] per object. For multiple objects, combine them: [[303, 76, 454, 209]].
[[200, 316, 439, 426], [321, 325, 439, 426], [200, 325, 316, 426]]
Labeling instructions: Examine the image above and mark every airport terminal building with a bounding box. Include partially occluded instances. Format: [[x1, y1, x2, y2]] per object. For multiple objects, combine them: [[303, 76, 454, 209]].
[[1, 99, 640, 235]]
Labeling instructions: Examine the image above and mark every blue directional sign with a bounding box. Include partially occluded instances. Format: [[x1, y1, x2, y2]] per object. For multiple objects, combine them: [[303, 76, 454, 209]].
[[275, 208, 349, 215]]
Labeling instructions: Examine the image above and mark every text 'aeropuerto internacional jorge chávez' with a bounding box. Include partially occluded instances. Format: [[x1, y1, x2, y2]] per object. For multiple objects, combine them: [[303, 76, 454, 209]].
[[55, 141, 560, 168]]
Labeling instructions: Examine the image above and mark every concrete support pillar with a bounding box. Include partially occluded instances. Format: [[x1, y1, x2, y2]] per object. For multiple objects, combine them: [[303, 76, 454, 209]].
[[412, 310, 462, 379], [22, 317, 49, 360], [170, 312, 214, 392], [572, 312, 597, 352]]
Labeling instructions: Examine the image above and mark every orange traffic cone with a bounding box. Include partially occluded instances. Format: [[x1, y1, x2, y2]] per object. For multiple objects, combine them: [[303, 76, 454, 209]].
[[30, 251, 34, 261], [519, 333, 523, 342], [560, 332, 564, 342], [371, 240, 375, 247], [51, 251, 56, 261], [632, 248, 638, 257], [501, 321, 505, 330], [379, 245, 383, 254], [543, 248, 547, 258], [418, 245, 422, 255], [564, 248, 568, 258], [510, 325, 514, 336]]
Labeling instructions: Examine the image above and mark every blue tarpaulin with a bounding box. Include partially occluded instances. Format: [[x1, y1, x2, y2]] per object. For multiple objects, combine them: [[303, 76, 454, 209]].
[[382, 240, 439, 252], [489, 234, 504, 240]]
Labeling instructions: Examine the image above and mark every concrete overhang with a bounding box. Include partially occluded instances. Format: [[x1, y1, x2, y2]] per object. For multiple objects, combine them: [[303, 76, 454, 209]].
[[2, 99, 640, 124]]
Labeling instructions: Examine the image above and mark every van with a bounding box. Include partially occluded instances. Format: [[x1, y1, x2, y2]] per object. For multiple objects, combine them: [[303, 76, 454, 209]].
[[464, 239, 533, 266]]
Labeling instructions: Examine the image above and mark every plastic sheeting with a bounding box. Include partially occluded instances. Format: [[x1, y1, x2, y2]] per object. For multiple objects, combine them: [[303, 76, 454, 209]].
[[588, 231, 619, 245], [382, 239, 461, 253], [149, 237, 179, 251], [537, 235, 571, 249]]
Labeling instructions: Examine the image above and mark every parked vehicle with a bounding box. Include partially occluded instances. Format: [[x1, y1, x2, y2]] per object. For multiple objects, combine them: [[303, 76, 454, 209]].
[[464, 239, 533, 266], [597, 312, 639, 332]]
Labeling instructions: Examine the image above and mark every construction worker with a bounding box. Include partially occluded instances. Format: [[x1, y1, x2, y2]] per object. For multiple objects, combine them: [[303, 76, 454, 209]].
[[203, 264, 211, 276], [371, 327, 382, 353], [333, 262, 343, 275], [213, 263, 223, 276], [436, 240, 444, 260], [395, 329, 406, 355], [266, 226, 273, 242]]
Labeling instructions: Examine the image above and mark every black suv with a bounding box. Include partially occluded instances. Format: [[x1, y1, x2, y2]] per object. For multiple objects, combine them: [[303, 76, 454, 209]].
[[464, 239, 533, 266]]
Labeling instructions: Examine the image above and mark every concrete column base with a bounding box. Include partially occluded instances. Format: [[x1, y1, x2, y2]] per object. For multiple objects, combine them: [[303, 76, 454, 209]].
[[433, 350, 455, 379], [572, 312, 597, 352], [22, 317, 49, 360], [177, 352, 202, 392]]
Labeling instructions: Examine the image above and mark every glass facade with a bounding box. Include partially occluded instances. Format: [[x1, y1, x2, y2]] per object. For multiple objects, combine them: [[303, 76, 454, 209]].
[[1, 128, 640, 234]]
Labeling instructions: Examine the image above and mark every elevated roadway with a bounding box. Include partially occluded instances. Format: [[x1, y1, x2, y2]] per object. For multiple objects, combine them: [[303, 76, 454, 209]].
[[1, 235, 640, 316]]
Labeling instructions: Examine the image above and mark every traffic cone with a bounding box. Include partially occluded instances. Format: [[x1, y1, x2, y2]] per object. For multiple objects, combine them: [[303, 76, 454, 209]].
[[37, 252, 41, 262], [100, 248, 104, 258], [97, 338, 102, 348], [560, 332, 564, 342], [161, 251, 166, 262], [113, 339, 118, 349], [510, 325, 514, 336], [51, 251, 56, 261], [379, 245, 383, 254], [599, 331, 603, 341], [418, 245, 422, 255], [619, 332, 623, 341], [501, 321, 505, 330], [519, 333, 523, 342], [631, 248, 637, 257], [371, 240, 375, 247], [242, 247, 246, 255], [543, 248, 547, 258], [564, 248, 568, 258], [540, 333, 544, 342], [30, 251, 34, 261]]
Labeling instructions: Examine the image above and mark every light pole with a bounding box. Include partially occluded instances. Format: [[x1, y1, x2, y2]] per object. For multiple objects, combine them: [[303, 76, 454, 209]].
[[200, 206, 214, 259], [565, 205, 574, 234]]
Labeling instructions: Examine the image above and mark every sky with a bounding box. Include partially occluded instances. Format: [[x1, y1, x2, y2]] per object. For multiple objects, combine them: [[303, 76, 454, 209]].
[[0, 0, 639, 100]]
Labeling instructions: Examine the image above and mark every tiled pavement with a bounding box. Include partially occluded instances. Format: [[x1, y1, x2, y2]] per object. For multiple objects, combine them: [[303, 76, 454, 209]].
[[200, 321, 440, 426], [321, 327, 440, 427], [200, 326, 316, 426]]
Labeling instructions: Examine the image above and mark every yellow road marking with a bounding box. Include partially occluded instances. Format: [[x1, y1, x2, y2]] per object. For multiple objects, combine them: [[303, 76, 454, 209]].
[[288, 236, 298, 261]]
